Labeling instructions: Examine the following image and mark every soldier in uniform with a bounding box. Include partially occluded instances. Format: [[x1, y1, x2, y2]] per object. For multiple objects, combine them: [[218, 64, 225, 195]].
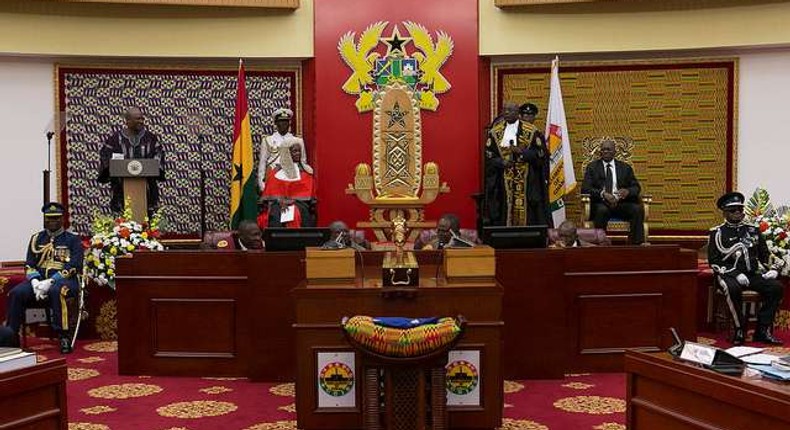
[[708, 192, 784, 345], [4, 202, 84, 353], [257, 108, 308, 194]]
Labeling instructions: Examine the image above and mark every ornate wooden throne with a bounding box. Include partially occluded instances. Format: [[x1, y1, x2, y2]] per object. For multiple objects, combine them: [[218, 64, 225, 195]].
[[346, 82, 449, 242]]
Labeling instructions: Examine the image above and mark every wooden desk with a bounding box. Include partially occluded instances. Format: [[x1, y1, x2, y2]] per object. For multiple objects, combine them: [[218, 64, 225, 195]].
[[116, 245, 696, 381], [0, 358, 68, 430], [625, 350, 790, 429], [500, 245, 697, 378], [293, 275, 503, 430]]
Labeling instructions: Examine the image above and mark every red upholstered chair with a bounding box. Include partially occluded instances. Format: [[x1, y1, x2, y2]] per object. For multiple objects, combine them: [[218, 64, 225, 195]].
[[201, 231, 237, 250], [547, 228, 611, 247]]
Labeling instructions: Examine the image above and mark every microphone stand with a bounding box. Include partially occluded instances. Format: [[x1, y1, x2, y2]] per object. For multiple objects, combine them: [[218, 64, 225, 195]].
[[43, 131, 54, 204]]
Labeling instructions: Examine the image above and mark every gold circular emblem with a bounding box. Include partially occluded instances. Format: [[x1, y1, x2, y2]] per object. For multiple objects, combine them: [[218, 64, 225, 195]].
[[319, 362, 354, 397], [553, 396, 626, 414], [88, 383, 163, 399], [217, 240, 229, 248], [562, 381, 594, 390], [243, 421, 298, 430], [498, 418, 549, 430], [269, 383, 295, 397], [80, 406, 117, 415], [69, 368, 100, 381], [84, 341, 117, 352], [156, 400, 238, 418], [68, 423, 110, 430], [127, 160, 144, 176], [593, 423, 626, 430], [200, 385, 233, 395], [504, 380, 525, 393]]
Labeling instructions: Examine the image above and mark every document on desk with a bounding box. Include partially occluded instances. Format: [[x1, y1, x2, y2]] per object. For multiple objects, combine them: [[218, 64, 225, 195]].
[[740, 353, 779, 365], [748, 364, 790, 381], [724, 346, 764, 358]]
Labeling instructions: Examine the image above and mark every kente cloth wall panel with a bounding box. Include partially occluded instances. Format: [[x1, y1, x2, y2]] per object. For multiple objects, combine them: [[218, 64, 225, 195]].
[[495, 60, 735, 234], [57, 66, 298, 236]]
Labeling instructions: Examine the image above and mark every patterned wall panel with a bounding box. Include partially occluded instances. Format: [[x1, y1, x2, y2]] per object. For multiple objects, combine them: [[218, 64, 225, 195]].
[[57, 66, 298, 236], [495, 61, 735, 233]]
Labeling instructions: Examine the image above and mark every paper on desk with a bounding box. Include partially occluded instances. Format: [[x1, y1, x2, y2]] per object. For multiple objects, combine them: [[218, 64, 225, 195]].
[[740, 353, 778, 365], [748, 364, 790, 381], [280, 205, 295, 223], [724, 346, 764, 357]]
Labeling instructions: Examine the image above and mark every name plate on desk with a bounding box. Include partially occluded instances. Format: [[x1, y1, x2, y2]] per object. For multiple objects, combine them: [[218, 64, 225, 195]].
[[444, 245, 495, 284], [305, 247, 355, 286], [679, 341, 745, 375]]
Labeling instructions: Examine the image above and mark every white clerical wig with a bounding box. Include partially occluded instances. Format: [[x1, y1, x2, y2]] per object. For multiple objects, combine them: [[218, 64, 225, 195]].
[[278, 137, 313, 179]]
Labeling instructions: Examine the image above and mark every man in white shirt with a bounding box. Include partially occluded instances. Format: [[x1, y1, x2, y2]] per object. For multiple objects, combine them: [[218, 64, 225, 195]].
[[580, 140, 645, 244]]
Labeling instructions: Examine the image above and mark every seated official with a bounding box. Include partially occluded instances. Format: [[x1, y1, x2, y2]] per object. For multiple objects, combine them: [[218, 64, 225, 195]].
[[550, 221, 597, 248], [414, 214, 475, 250], [4, 203, 84, 354], [708, 192, 784, 346], [323, 221, 371, 251], [258, 139, 316, 229], [580, 139, 645, 244], [200, 219, 263, 250]]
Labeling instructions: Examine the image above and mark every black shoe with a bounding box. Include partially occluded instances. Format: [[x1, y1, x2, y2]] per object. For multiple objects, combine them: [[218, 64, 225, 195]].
[[59, 336, 73, 354], [731, 328, 745, 346], [752, 327, 783, 345]]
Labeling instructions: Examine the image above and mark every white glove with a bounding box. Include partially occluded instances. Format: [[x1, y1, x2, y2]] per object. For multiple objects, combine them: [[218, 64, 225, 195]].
[[736, 273, 750, 286], [34, 279, 52, 300], [763, 270, 779, 280]]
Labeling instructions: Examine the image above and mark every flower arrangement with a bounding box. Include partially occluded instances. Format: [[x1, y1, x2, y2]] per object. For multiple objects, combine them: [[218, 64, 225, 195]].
[[85, 201, 165, 289], [745, 187, 790, 275]]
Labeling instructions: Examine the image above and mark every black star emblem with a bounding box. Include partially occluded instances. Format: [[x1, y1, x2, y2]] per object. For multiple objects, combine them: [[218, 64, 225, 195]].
[[382, 26, 412, 57], [385, 102, 408, 128], [232, 163, 243, 182]]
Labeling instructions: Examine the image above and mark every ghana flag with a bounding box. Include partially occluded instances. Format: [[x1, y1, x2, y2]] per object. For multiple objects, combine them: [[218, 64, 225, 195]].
[[229, 59, 258, 228]]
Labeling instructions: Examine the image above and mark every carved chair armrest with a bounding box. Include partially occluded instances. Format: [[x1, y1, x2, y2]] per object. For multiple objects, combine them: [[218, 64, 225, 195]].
[[580, 194, 592, 228]]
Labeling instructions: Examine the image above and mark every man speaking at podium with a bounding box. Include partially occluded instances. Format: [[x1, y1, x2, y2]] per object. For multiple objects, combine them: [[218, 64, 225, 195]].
[[97, 107, 165, 214]]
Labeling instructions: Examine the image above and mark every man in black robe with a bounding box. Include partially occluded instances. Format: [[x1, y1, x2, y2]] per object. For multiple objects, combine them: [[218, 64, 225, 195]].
[[483, 102, 550, 227], [97, 107, 165, 215]]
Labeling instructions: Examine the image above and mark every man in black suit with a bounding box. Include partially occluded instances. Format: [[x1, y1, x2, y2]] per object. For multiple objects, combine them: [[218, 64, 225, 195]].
[[580, 140, 645, 244]]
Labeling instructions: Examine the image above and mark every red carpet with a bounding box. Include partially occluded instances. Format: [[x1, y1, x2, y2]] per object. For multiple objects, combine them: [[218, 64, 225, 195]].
[[24, 331, 788, 430]]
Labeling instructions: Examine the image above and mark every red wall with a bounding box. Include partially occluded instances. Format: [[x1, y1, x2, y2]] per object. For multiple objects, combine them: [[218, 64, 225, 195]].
[[313, 0, 481, 230]]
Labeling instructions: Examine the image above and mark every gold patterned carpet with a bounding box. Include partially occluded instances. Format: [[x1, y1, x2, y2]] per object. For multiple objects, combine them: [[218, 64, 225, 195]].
[[6, 337, 634, 429]]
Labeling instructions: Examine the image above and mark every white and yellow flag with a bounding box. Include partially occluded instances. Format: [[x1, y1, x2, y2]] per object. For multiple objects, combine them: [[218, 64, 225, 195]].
[[545, 56, 577, 226]]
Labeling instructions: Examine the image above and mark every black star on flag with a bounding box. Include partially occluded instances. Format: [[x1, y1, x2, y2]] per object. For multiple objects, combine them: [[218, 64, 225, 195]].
[[232, 163, 243, 182]]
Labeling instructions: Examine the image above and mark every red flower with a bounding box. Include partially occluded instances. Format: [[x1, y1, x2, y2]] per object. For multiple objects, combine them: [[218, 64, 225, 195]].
[[760, 222, 770, 232], [115, 218, 125, 224], [778, 231, 788, 240], [119, 227, 131, 239], [150, 230, 161, 239]]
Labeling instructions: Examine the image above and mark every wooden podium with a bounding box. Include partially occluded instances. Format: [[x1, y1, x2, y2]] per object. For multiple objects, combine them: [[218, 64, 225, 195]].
[[109, 158, 160, 221], [296, 249, 503, 430]]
